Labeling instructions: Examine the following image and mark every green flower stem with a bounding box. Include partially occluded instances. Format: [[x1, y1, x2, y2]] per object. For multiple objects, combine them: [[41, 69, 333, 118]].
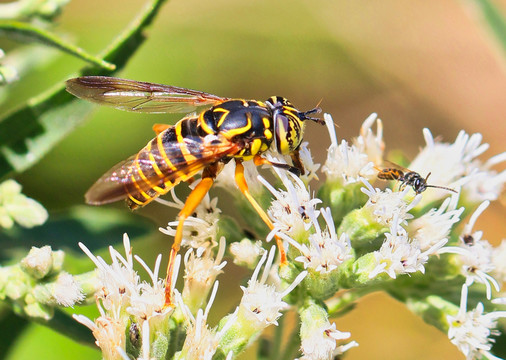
[[405, 295, 458, 332], [0, 21, 115, 70]]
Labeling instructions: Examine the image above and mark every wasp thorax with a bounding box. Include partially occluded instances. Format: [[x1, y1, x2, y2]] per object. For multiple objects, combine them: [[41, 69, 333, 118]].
[[267, 96, 306, 155]]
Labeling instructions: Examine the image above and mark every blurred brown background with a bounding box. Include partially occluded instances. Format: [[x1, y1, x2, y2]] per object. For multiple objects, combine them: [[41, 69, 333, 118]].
[[3, 0, 506, 359]]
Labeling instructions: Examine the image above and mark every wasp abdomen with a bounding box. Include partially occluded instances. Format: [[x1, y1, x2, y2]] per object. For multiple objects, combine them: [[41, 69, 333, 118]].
[[377, 168, 404, 181]]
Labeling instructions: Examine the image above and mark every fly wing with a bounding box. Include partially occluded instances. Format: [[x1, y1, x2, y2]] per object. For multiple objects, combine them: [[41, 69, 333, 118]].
[[85, 135, 242, 206], [66, 76, 229, 113]]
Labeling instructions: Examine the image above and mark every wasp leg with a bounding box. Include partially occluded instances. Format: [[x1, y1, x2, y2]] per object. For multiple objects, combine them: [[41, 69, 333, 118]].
[[290, 149, 306, 176], [152, 123, 172, 135], [253, 155, 301, 176], [234, 159, 287, 265], [164, 173, 215, 308]]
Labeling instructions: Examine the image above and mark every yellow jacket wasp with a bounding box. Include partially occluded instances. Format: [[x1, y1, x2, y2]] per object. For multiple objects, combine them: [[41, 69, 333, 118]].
[[66, 76, 322, 306]]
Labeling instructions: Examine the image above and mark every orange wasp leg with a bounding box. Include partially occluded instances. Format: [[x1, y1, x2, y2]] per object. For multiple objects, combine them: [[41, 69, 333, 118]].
[[164, 175, 215, 308], [152, 123, 171, 135], [234, 159, 288, 266]]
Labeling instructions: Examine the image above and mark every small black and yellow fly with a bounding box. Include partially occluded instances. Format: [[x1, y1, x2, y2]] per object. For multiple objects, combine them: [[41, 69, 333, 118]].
[[66, 76, 322, 306]]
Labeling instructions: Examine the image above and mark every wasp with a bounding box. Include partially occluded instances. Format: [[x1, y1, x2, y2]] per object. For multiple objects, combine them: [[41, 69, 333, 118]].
[[376, 161, 457, 194], [65, 76, 322, 306]]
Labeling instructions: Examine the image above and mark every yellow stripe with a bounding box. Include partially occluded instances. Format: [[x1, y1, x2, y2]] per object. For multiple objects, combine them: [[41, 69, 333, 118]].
[[157, 133, 177, 171], [264, 128, 273, 140], [198, 111, 214, 135], [222, 114, 252, 138], [250, 138, 262, 155], [215, 108, 230, 127], [133, 151, 165, 193], [175, 121, 197, 163], [262, 117, 270, 128], [128, 194, 144, 206], [130, 174, 152, 200]]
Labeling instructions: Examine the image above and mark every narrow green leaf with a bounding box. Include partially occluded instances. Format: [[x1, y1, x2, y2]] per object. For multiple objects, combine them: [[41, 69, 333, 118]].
[[469, 0, 506, 55], [0, 20, 115, 70], [0, 0, 169, 179]]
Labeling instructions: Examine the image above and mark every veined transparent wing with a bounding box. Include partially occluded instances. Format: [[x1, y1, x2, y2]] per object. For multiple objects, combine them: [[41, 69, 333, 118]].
[[66, 76, 229, 113]]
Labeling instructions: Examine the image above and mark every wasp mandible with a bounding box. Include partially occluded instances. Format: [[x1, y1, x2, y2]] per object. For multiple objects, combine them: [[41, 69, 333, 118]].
[[66, 76, 323, 307]]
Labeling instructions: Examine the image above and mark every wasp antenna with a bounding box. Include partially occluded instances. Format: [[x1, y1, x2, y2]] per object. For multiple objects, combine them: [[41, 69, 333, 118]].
[[425, 172, 432, 182], [300, 106, 324, 125], [426, 184, 458, 193]]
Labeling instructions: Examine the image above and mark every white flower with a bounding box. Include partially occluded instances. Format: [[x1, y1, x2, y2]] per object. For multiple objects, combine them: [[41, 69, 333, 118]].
[[409, 129, 505, 206], [260, 168, 321, 243], [369, 214, 447, 279], [238, 246, 307, 328], [127, 254, 168, 321], [322, 114, 376, 184], [175, 282, 237, 360], [294, 207, 353, 274], [447, 284, 506, 360], [353, 112, 384, 166], [299, 322, 358, 360], [297, 142, 321, 183], [465, 152, 506, 203], [75, 234, 179, 358], [160, 193, 221, 249], [45, 272, 85, 307], [230, 239, 266, 268], [361, 180, 421, 226], [182, 237, 227, 312], [215, 160, 262, 195], [74, 312, 126, 360], [439, 202, 500, 299], [408, 196, 463, 251]]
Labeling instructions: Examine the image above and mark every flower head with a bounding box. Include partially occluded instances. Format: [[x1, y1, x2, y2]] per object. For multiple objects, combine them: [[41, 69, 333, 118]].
[[322, 114, 378, 185], [408, 196, 463, 251], [160, 193, 221, 249], [294, 207, 353, 274], [447, 284, 506, 360], [409, 129, 506, 207], [361, 180, 421, 226], [74, 234, 178, 359], [439, 201, 500, 299], [260, 168, 321, 243], [238, 246, 307, 328]]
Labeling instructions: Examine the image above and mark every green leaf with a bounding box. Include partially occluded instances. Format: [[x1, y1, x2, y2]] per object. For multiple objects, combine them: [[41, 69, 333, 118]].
[[0, 21, 115, 71], [0, 206, 153, 262], [469, 0, 506, 56], [0, 0, 169, 180]]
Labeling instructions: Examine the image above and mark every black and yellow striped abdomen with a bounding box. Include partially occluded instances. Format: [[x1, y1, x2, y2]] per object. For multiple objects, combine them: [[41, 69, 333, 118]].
[[124, 116, 214, 208]]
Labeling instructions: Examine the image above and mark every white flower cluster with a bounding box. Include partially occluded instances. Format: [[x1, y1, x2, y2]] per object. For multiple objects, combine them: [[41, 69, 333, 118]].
[[159, 191, 221, 249], [74, 234, 173, 360], [68, 113, 506, 360]]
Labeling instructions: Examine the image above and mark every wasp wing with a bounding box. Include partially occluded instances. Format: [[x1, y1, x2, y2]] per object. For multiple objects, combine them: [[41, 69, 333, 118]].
[[66, 76, 229, 113], [382, 160, 411, 172], [85, 135, 242, 206]]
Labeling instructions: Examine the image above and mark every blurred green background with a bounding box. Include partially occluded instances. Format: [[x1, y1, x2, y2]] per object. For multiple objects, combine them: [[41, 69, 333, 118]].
[[1, 0, 506, 359]]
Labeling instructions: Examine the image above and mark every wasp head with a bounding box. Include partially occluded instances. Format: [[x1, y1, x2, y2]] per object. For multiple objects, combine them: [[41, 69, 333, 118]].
[[266, 96, 322, 155]]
